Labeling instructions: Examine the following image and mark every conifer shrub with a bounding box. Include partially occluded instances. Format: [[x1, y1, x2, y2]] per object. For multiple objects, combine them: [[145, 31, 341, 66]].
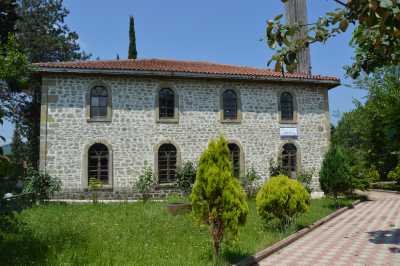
[[319, 145, 352, 199], [191, 136, 248, 257], [256, 175, 310, 226]]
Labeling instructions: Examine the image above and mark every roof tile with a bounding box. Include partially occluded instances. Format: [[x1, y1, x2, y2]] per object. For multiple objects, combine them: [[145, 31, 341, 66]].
[[35, 58, 339, 82]]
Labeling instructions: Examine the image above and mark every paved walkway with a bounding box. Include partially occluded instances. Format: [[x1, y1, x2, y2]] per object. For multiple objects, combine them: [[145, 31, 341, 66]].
[[259, 191, 400, 266]]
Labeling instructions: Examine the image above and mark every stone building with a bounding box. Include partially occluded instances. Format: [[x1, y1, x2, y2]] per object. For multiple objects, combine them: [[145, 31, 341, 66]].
[[35, 59, 339, 198]]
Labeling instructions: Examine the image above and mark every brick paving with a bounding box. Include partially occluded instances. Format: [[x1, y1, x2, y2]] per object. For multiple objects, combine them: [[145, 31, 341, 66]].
[[259, 191, 400, 266]]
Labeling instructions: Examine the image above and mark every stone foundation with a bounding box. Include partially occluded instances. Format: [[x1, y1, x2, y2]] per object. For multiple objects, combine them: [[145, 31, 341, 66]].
[[52, 187, 182, 200]]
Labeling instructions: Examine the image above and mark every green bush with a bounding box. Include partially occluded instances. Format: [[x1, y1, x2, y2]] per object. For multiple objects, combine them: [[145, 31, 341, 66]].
[[176, 161, 196, 195], [191, 136, 248, 257], [256, 175, 310, 226], [366, 168, 380, 183], [0, 158, 14, 197], [319, 145, 352, 199], [22, 168, 61, 202], [351, 166, 379, 190], [388, 165, 400, 185], [135, 164, 156, 201], [0, 159, 28, 241], [240, 167, 261, 198]]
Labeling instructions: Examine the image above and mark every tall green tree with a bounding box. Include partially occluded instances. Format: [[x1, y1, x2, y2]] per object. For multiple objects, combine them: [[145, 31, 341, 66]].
[[3, 0, 90, 169], [0, 1, 27, 115], [267, 0, 400, 78], [333, 66, 400, 179], [0, 36, 31, 146], [128, 16, 137, 59], [0, 0, 18, 44], [191, 136, 248, 257], [16, 0, 90, 63]]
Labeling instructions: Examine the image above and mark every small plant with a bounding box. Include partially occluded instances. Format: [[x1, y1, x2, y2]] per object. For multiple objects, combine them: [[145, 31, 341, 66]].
[[22, 168, 61, 203], [269, 158, 284, 177], [135, 164, 156, 201], [297, 169, 313, 193], [176, 161, 196, 196], [240, 167, 261, 198], [256, 175, 310, 227], [191, 136, 248, 257], [319, 145, 352, 200], [88, 177, 103, 203], [388, 165, 400, 185]]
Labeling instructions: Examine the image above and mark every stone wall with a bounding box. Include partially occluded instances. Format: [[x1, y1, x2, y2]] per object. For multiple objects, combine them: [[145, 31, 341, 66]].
[[40, 75, 330, 197]]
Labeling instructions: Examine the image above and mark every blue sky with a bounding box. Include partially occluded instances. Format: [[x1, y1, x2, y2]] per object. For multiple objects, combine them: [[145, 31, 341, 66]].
[[0, 0, 367, 144]]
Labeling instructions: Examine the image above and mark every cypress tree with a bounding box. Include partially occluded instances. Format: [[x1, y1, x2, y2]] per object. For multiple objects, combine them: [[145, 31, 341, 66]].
[[128, 16, 137, 59], [320, 145, 351, 200]]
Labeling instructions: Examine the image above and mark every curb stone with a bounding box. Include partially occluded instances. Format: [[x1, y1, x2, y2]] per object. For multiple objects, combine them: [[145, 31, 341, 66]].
[[47, 199, 164, 204], [234, 199, 362, 266], [369, 189, 400, 194]]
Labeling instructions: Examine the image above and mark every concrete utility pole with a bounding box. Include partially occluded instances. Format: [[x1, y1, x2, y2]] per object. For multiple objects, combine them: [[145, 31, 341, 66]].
[[285, 0, 311, 75]]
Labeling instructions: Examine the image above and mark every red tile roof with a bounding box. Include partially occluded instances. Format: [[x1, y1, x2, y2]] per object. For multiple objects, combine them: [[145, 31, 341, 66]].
[[35, 58, 340, 83]]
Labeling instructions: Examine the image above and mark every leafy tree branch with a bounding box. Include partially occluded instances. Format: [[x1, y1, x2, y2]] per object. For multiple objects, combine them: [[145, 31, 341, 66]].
[[268, 0, 400, 78]]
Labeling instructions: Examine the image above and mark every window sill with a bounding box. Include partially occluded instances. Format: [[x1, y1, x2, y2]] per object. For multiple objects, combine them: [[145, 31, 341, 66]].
[[156, 118, 179, 124], [221, 119, 241, 124], [156, 182, 177, 189], [87, 118, 112, 123], [279, 120, 297, 125], [84, 186, 113, 192]]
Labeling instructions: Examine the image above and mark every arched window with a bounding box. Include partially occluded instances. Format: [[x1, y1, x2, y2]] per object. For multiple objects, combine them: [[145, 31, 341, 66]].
[[159, 88, 175, 118], [282, 143, 297, 178], [222, 89, 238, 120], [158, 143, 177, 183], [90, 86, 108, 119], [280, 92, 294, 121], [228, 143, 241, 178], [88, 143, 109, 184]]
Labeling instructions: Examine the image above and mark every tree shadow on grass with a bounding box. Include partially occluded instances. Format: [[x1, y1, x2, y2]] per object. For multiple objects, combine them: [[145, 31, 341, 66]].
[[0, 227, 49, 265], [368, 228, 400, 253], [0, 225, 89, 265], [222, 248, 252, 264]]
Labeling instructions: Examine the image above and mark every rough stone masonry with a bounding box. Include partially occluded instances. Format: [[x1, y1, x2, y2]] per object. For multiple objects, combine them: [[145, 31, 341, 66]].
[[36, 59, 338, 199]]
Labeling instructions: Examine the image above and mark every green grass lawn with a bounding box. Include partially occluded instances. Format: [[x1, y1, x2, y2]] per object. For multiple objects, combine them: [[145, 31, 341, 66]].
[[1, 198, 352, 266]]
